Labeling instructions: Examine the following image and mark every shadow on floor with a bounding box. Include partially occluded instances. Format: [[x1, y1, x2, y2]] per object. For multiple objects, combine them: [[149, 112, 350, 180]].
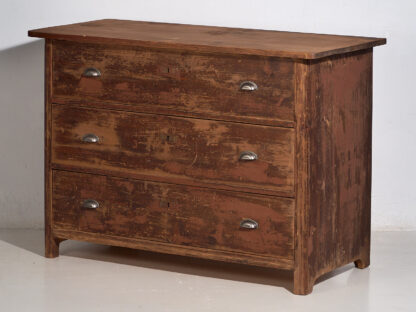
[[60, 238, 295, 292], [0, 229, 355, 293]]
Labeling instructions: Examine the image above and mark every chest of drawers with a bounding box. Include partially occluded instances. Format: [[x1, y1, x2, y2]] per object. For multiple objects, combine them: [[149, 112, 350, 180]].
[[28, 19, 385, 295]]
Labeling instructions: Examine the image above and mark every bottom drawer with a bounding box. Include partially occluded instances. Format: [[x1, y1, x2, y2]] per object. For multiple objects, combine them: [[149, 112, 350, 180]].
[[52, 170, 294, 258]]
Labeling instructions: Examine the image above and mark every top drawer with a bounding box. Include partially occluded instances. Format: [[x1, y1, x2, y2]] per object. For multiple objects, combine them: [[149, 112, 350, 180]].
[[52, 40, 295, 126]]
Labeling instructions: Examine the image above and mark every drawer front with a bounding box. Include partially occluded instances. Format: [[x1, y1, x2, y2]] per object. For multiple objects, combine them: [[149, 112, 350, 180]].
[[52, 170, 167, 241], [52, 40, 295, 126], [52, 170, 294, 258], [51, 105, 295, 195]]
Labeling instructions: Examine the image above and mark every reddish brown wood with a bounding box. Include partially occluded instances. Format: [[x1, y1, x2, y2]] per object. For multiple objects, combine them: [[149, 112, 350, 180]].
[[28, 19, 385, 59], [293, 49, 373, 295], [293, 59, 310, 293], [53, 170, 166, 242], [163, 181, 294, 257], [52, 228, 294, 270], [52, 170, 295, 259], [29, 21, 385, 295], [51, 105, 295, 196], [44, 39, 66, 258], [52, 40, 295, 127]]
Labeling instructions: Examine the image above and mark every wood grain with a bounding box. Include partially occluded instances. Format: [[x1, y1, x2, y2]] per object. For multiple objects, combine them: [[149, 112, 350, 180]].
[[52, 40, 295, 126], [53, 170, 167, 241], [44, 39, 65, 257], [51, 105, 295, 196], [293, 49, 373, 295], [52, 170, 295, 259], [28, 19, 386, 59], [32, 22, 384, 294]]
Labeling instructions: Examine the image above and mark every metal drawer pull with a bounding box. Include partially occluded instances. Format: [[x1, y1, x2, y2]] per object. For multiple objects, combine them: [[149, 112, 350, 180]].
[[81, 199, 99, 209], [239, 81, 258, 91], [239, 151, 258, 161], [82, 67, 101, 77], [82, 133, 100, 143], [240, 219, 259, 230]]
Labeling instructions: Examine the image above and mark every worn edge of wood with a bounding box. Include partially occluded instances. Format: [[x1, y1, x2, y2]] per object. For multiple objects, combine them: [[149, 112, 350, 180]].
[[28, 19, 386, 60], [44, 39, 53, 256], [52, 228, 294, 270], [45, 39, 64, 257], [293, 60, 312, 294]]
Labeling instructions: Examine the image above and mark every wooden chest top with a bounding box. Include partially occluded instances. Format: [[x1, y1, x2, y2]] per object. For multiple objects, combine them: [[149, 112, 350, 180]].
[[28, 19, 385, 59]]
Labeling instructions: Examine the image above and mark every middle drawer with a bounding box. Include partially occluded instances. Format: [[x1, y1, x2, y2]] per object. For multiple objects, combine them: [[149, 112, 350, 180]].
[[51, 105, 295, 196]]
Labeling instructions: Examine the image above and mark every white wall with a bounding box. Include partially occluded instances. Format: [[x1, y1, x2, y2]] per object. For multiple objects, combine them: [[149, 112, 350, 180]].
[[0, 0, 415, 230]]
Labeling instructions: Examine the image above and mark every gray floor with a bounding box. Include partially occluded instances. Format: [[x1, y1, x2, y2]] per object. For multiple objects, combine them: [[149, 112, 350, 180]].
[[0, 229, 415, 311]]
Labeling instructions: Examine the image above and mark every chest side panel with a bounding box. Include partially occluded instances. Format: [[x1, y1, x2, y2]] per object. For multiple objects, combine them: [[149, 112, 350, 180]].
[[294, 49, 373, 293]]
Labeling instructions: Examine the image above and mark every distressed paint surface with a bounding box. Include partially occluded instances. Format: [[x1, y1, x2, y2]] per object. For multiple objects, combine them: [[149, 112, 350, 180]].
[[51, 105, 295, 196], [52, 170, 294, 258], [52, 40, 295, 127], [294, 49, 373, 294], [32, 24, 384, 294]]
